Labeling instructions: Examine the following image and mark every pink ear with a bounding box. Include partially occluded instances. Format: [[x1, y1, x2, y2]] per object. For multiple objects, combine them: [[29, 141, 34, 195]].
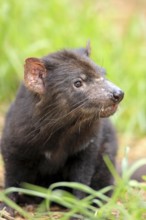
[[24, 58, 47, 94]]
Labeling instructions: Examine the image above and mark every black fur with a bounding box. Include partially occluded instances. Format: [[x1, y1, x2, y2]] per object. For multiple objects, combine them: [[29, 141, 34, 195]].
[[0, 45, 124, 213]]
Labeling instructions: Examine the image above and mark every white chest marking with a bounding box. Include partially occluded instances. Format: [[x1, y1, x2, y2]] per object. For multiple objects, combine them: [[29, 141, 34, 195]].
[[44, 151, 52, 160]]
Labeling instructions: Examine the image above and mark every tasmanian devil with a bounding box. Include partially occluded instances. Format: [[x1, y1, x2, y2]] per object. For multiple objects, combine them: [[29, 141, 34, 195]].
[[0, 43, 124, 214]]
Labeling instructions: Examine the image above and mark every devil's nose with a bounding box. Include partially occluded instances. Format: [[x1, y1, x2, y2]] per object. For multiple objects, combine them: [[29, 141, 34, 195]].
[[112, 89, 124, 103]]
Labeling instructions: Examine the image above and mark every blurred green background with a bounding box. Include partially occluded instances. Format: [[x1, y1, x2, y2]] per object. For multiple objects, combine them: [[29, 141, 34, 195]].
[[0, 0, 146, 145]]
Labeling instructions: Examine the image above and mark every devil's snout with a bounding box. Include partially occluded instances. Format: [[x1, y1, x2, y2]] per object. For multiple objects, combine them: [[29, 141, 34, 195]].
[[106, 81, 124, 104], [112, 89, 124, 103]]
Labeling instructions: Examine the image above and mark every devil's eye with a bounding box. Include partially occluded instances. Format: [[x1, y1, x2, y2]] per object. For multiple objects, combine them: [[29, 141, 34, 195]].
[[74, 80, 82, 88]]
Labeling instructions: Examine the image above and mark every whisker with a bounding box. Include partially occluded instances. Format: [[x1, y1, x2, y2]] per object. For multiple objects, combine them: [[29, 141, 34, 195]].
[[42, 101, 88, 146], [24, 98, 89, 144]]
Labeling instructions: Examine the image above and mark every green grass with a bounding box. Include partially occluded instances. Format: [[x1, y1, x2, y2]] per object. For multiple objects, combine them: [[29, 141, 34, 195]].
[[0, 0, 146, 136], [0, 156, 146, 220]]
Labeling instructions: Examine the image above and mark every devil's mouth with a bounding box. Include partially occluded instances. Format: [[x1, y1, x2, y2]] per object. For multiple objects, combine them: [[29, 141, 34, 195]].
[[99, 104, 118, 117]]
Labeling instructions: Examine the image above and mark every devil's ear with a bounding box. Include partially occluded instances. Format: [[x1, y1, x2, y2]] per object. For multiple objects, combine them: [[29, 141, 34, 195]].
[[85, 40, 91, 56], [24, 58, 47, 94], [73, 41, 91, 57]]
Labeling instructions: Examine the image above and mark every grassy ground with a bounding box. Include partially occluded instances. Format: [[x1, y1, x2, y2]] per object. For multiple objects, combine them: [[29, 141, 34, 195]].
[[0, 0, 146, 219], [0, 157, 146, 220]]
